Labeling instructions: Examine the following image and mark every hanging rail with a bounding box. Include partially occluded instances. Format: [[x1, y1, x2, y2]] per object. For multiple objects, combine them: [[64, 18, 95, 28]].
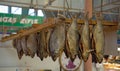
[[0, 18, 118, 42]]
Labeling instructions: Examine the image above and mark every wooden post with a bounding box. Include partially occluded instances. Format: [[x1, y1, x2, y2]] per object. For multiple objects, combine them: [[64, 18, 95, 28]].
[[84, 0, 93, 71], [85, 0, 93, 18], [84, 54, 92, 71]]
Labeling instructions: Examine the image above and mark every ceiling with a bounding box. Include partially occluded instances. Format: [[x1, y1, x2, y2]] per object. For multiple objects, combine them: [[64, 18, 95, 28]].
[[94, 0, 120, 14], [0, 0, 119, 22], [0, 0, 84, 12]]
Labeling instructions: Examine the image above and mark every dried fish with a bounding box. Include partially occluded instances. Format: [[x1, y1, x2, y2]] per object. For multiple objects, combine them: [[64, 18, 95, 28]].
[[49, 17, 65, 61], [36, 30, 49, 60], [80, 13, 91, 62], [66, 18, 80, 61], [92, 14, 105, 63], [26, 34, 37, 58]]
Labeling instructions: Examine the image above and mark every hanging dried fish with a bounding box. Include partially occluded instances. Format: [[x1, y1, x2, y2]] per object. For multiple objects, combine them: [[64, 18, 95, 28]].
[[66, 18, 80, 61], [80, 13, 91, 62], [92, 13, 105, 63], [36, 30, 49, 61], [26, 34, 37, 58], [49, 16, 65, 61], [13, 38, 24, 59]]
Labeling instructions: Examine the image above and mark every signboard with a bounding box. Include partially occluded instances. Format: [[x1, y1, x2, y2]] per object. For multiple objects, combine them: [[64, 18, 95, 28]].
[[0, 13, 44, 27]]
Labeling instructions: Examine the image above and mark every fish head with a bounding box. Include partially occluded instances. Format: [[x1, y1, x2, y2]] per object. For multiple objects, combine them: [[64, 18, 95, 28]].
[[70, 55, 76, 62], [96, 53, 103, 63], [82, 52, 89, 62], [70, 52, 77, 62], [51, 54, 58, 61]]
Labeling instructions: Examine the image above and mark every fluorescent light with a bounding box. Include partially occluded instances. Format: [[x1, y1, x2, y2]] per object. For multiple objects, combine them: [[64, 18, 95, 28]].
[[28, 9, 35, 16], [11, 7, 22, 15], [0, 5, 8, 13], [38, 10, 44, 16]]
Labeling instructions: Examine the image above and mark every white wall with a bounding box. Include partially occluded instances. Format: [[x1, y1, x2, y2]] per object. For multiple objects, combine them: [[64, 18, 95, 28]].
[[0, 47, 60, 71]]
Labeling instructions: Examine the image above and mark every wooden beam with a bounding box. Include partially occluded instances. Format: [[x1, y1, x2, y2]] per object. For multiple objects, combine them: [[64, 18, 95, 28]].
[[0, 18, 117, 42], [65, 19, 118, 26], [0, 18, 55, 42]]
